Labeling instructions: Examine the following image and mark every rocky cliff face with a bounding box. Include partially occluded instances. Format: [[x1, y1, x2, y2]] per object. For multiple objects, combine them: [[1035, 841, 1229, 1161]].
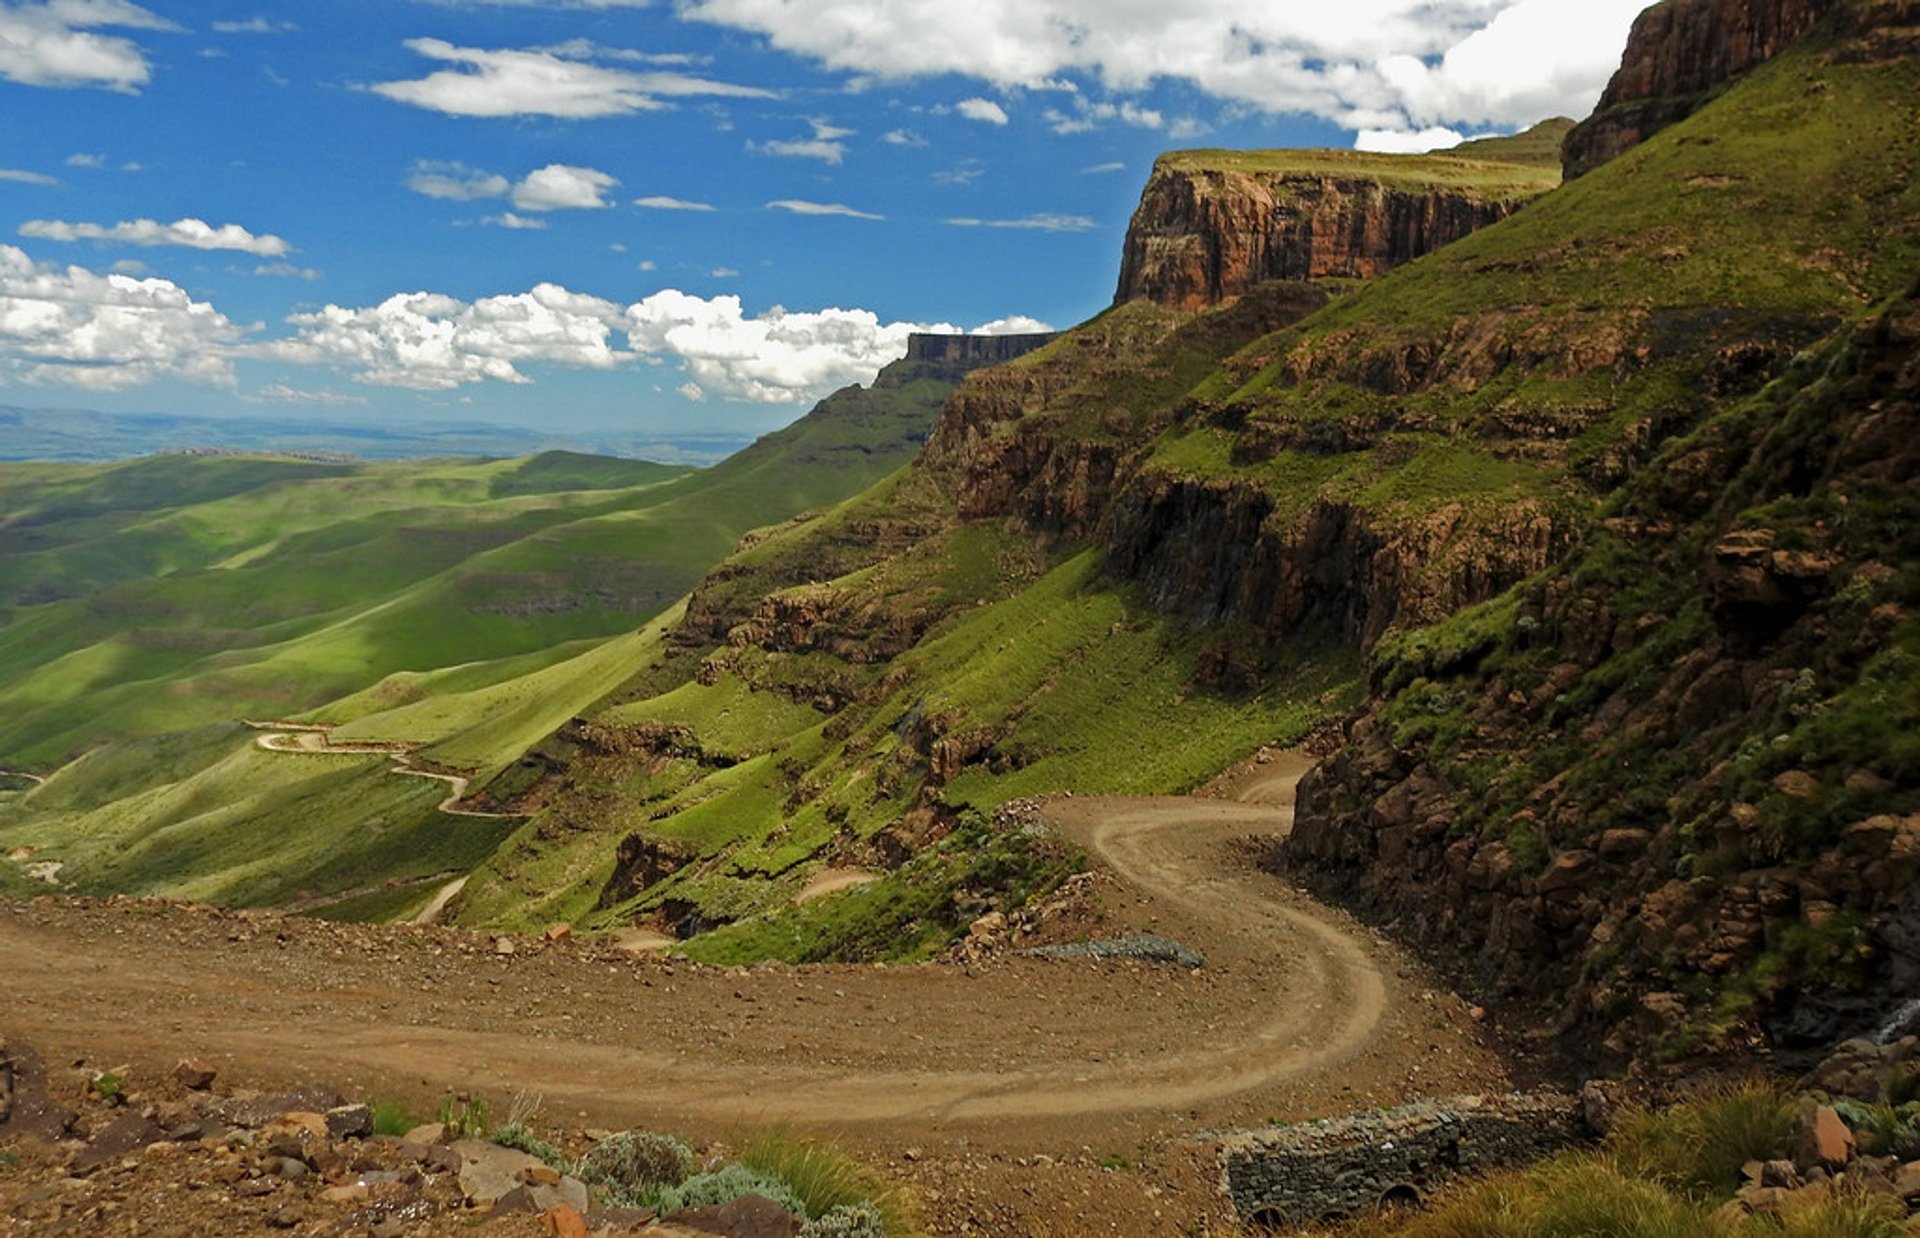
[[1114, 146, 1559, 311], [1281, 280, 1920, 1065], [1561, 0, 1920, 178]]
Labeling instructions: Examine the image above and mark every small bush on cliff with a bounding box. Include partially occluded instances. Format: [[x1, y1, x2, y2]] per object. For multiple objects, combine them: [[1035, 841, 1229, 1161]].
[[367, 1098, 419, 1137]]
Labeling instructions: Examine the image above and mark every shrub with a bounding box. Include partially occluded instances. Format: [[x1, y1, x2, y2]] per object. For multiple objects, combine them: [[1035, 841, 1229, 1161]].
[[434, 1093, 489, 1139], [489, 1123, 568, 1173], [800, 1201, 889, 1238], [1768, 1188, 1915, 1238], [1387, 1155, 1717, 1237], [575, 1130, 694, 1208], [652, 1163, 806, 1217]]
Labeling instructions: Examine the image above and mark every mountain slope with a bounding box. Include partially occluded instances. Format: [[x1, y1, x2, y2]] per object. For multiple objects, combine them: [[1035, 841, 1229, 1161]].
[[434, 0, 1920, 971]]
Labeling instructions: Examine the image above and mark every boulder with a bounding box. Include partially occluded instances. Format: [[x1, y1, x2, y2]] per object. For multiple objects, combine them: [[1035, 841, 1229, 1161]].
[[1793, 1104, 1856, 1172]]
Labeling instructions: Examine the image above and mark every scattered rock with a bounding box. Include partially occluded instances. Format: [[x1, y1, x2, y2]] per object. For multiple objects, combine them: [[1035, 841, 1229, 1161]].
[[172, 1058, 218, 1090], [0, 1041, 76, 1140], [1021, 934, 1205, 969], [543, 1203, 592, 1238], [403, 1121, 449, 1146], [968, 911, 1007, 939], [211, 1085, 345, 1128], [325, 1102, 373, 1140]]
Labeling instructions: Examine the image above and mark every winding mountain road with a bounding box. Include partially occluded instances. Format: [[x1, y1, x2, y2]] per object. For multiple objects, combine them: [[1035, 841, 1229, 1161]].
[[0, 753, 1507, 1147], [247, 722, 518, 819]]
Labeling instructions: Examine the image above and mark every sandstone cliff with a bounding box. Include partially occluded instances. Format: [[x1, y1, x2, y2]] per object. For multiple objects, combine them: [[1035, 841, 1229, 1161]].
[[1562, 0, 1920, 177], [1114, 134, 1563, 311]]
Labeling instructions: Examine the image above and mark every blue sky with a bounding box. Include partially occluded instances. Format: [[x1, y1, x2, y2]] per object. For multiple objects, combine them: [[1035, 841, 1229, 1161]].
[[0, 0, 1648, 440]]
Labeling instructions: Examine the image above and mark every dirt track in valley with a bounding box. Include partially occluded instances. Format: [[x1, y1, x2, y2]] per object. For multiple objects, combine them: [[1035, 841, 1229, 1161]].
[[0, 753, 1509, 1166]]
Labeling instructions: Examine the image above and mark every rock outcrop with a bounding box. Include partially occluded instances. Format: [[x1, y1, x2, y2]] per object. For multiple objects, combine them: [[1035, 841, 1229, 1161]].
[[1114, 141, 1560, 311]]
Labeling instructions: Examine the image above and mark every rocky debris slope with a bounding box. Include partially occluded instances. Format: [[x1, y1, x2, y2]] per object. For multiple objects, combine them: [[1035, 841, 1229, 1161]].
[[0, 1032, 900, 1237], [1114, 136, 1562, 311], [1281, 275, 1920, 1066]]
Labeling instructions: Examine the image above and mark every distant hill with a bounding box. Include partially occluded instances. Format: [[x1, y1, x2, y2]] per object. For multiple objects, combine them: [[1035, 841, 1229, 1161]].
[[0, 335, 1054, 909], [0, 406, 757, 466]]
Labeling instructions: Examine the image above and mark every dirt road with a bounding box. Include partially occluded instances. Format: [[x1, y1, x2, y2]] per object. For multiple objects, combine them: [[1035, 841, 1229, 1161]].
[[248, 723, 517, 819], [0, 754, 1505, 1151]]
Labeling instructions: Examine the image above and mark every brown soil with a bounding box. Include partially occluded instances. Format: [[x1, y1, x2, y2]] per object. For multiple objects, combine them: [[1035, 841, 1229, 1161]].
[[0, 756, 1511, 1233]]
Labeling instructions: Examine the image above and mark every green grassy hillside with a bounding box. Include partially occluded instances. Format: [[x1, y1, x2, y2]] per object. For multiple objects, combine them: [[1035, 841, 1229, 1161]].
[[0, 355, 969, 769], [0, 350, 988, 907]]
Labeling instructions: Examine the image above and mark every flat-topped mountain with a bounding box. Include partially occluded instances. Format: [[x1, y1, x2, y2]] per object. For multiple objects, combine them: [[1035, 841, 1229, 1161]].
[[1113, 123, 1568, 311]]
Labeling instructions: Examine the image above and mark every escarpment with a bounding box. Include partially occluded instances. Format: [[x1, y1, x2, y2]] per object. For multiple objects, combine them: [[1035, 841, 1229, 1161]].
[[1281, 280, 1920, 1065], [1114, 134, 1563, 312]]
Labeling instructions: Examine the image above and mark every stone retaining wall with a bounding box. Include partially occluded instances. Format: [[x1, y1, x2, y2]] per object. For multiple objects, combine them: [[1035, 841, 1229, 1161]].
[[1218, 1091, 1585, 1227]]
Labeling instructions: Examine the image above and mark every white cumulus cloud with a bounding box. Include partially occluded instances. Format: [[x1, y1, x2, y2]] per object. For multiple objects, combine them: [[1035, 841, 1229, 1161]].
[[20, 217, 293, 256], [511, 163, 619, 211], [270, 283, 631, 390], [0, 244, 245, 389], [627, 290, 947, 404], [1354, 125, 1470, 153], [407, 161, 620, 213], [956, 96, 1008, 125], [371, 37, 772, 118], [258, 277, 1052, 406], [0, 0, 176, 92], [679, 0, 1649, 138]]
